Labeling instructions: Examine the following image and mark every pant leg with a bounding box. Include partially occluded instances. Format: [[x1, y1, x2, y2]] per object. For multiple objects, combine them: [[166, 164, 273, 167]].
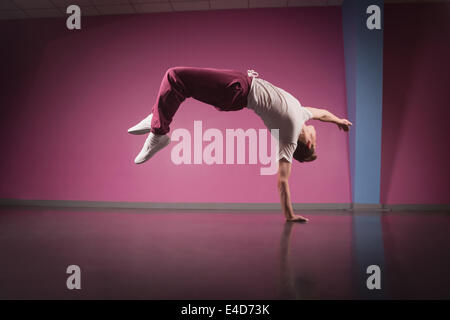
[[150, 67, 252, 135]]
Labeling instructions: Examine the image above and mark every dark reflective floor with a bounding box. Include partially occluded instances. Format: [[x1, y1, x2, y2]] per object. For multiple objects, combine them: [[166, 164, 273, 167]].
[[0, 206, 449, 299]]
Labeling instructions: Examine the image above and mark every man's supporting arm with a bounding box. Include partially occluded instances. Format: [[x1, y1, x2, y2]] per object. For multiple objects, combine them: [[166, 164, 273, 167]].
[[278, 158, 295, 220], [278, 159, 309, 222]]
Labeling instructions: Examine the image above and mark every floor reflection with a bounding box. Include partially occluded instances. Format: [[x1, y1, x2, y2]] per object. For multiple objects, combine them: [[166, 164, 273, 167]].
[[0, 207, 448, 299], [278, 222, 315, 299], [277, 214, 354, 299], [381, 212, 450, 299]]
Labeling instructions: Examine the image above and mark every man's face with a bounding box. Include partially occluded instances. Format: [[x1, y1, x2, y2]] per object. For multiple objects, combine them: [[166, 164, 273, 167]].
[[305, 125, 316, 150]]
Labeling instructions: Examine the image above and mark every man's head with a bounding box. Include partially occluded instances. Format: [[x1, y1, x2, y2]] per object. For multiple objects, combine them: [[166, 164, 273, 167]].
[[293, 125, 317, 163]]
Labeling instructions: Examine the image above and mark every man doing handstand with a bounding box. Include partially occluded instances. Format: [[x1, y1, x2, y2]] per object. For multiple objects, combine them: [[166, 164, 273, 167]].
[[128, 67, 352, 223]]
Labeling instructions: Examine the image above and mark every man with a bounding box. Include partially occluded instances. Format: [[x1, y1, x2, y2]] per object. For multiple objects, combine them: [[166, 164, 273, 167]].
[[128, 67, 352, 223]]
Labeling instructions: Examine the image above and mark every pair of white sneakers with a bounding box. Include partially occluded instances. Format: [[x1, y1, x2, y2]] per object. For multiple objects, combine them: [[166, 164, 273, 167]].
[[128, 114, 170, 164]]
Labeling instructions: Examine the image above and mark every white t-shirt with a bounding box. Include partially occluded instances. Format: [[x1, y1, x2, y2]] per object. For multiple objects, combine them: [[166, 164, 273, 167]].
[[246, 77, 313, 162]]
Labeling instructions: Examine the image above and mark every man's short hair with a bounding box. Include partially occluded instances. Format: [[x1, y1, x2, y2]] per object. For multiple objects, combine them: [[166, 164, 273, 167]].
[[293, 141, 317, 163]]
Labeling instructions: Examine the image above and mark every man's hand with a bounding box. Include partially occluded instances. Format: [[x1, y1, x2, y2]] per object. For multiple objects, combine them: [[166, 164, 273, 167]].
[[336, 119, 353, 131], [286, 214, 309, 223]]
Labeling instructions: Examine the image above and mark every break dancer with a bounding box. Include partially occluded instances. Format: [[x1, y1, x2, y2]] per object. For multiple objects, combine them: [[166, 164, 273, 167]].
[[128, 67, 352, 223]]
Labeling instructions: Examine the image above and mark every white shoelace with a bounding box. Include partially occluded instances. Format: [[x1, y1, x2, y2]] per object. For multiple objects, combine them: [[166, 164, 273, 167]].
[[247, 69, 259, 78], [144, 133, 162, 150]]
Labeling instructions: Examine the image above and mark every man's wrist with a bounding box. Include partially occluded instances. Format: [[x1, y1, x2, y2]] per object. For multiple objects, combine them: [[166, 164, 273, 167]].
[[286, 211, 295, 219]]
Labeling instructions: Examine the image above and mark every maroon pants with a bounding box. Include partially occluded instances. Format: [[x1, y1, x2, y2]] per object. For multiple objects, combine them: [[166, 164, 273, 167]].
[[150, 67, 253, 135]]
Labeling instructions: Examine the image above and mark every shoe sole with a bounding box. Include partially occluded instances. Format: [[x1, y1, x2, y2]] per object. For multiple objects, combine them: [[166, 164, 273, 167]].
[[128, 128, 151, 135], [135, 135, 171, 164]]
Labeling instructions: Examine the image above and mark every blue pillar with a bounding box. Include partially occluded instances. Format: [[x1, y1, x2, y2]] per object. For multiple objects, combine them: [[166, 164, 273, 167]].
[[343, 0, 387, 299], [343, 0, 383, 205]]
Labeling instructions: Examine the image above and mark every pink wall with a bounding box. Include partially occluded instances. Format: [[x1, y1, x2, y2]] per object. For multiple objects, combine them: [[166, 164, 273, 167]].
[[381, 3, 450, 204], [0, 8, 350, 203]]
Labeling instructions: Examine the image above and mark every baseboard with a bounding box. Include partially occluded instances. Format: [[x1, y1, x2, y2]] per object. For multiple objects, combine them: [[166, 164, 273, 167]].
[[0, 199, 449, 212], [383, 204, 450, 211], [0, 199, 350, 211], [351, 203, 386, 211]]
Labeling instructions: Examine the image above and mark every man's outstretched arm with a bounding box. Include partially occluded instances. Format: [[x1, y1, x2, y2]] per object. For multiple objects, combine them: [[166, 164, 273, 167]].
[[278, 159, 309, 223], [305, 107, 352, 131]]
